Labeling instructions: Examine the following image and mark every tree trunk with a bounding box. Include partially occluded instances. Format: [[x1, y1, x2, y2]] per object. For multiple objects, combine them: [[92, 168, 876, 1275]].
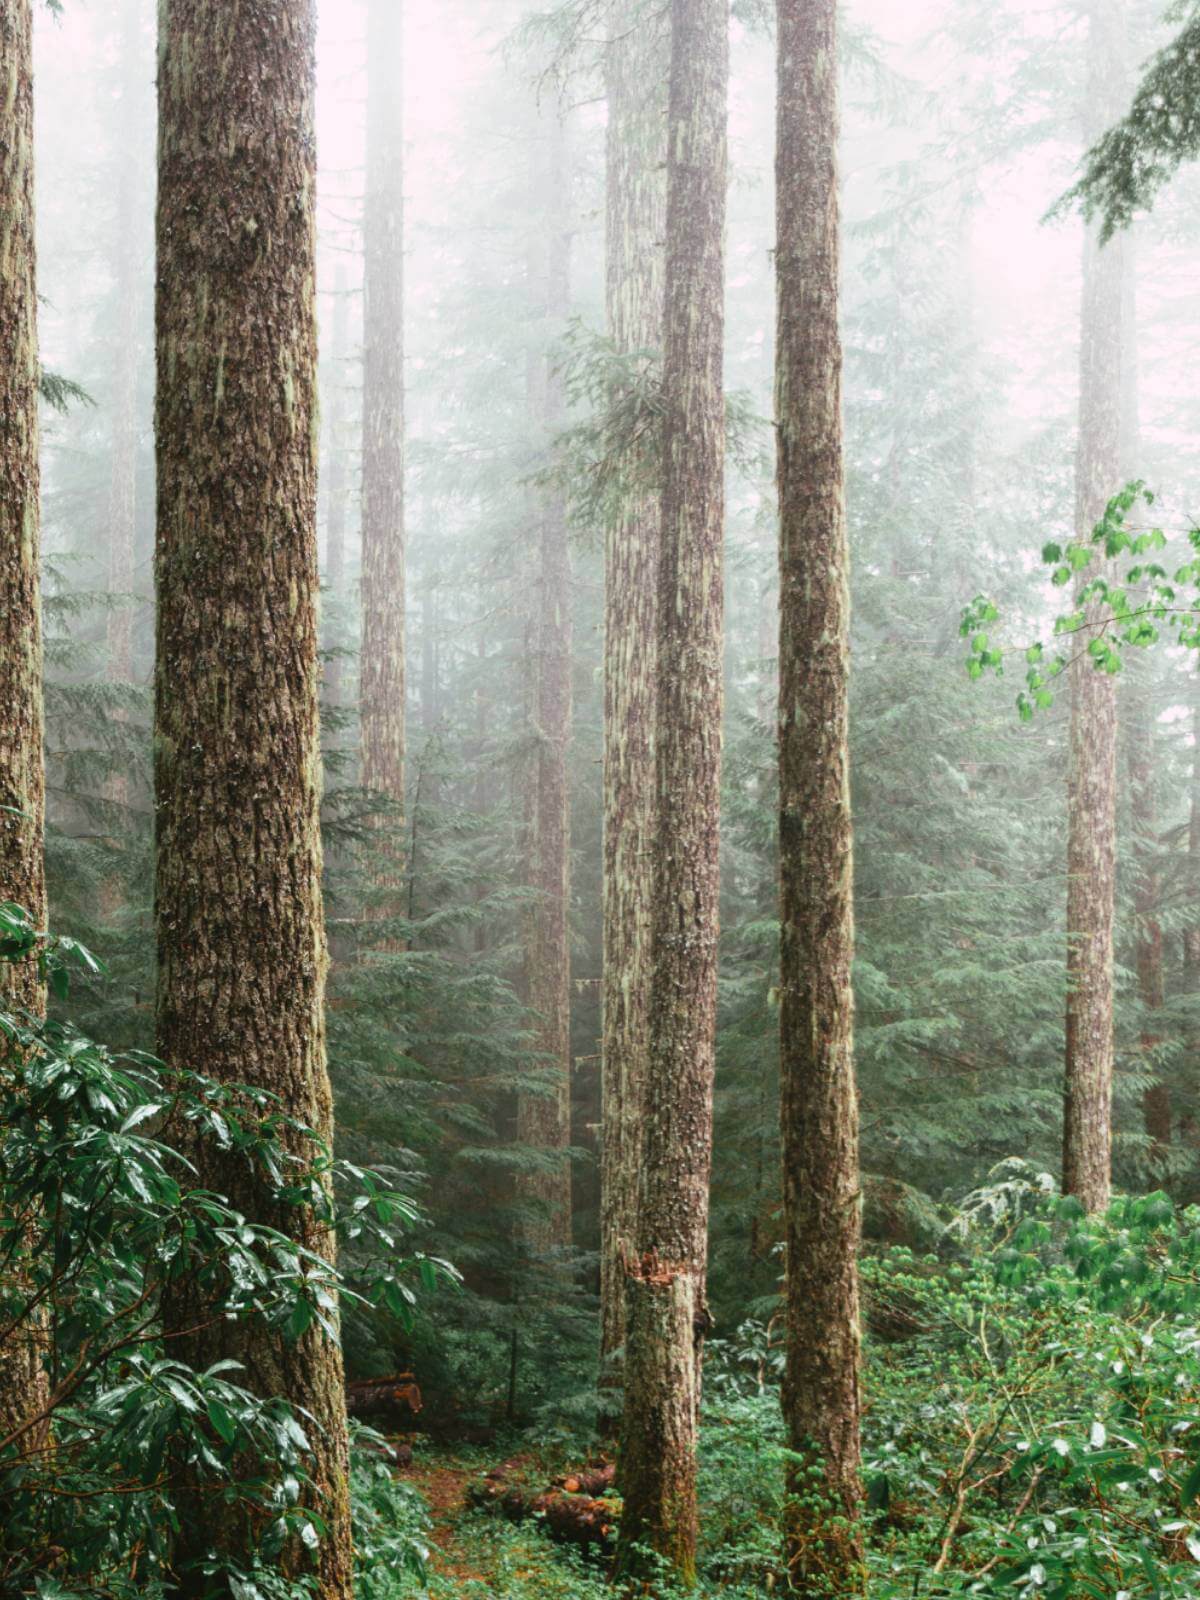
[[155, 4, 352, 1593], [600, 0, 667, 1424], [775, 3, 865, 1592], [324, 264, 351, 717], [1129, 681, 1169, 1157], [517, 108, 573, 1254], [1188, 666, 1200, 990], [361, 0, 406, 907], [105, 0, 146, 699], [617, 0, 727, 1580], [0, 0, 50, 1480], [1063, 0, 1126, 1215]]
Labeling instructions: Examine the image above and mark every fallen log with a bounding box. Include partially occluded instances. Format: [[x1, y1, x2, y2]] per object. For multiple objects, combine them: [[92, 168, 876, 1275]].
[[467, 1459, 618, 1552], [554, 1462, 616, 1498], [346, 1373, 423, 1422]]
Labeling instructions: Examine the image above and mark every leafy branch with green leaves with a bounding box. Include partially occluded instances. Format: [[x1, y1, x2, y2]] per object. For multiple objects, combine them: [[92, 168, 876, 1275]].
[[0, 903, 456, 1599], [961, 479, 1200, 720]]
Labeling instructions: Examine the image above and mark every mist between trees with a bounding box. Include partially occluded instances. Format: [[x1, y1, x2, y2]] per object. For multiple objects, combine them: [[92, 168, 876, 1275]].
[[6, 0, 1200, 1595]]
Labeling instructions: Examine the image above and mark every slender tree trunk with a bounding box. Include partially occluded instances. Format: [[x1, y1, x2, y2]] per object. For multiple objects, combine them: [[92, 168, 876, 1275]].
[[361, 0, 406, 909], [155, 4, 352, 1593], [617, 0, 727, 1580], [1063, 0, 1126, 1215], [105, 0, 146, 699], [776, 3, 865, 1593], [99, 0, 148, 921], [324, 264, 351, 717], [0, 0, 50, 1475], [600, 0, 667, 1426], [1129, 684, 1168, 1156], [1188, 667, 1200, 989], [517, 109, 573, 1253]]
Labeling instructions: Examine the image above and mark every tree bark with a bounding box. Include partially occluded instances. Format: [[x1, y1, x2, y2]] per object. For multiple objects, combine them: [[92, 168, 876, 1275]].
[[0, 0, 50, 1481], [517, 107, 573, 1254], [155, 3, 352, 1593], [775, 3, 865, 1593], [1063, 0, 1126, 1216], [617, 0, 727, 1581], [600, 0, 667, 1423], [361, 0, 406, 902]]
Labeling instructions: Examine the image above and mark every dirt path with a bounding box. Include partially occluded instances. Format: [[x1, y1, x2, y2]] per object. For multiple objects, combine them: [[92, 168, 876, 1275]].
[[405, 1460, 481, 1584]]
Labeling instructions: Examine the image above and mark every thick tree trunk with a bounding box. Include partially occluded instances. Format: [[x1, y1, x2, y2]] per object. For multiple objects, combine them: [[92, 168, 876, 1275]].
[[324, 265, 351, 716], [361, 0, 406, 900], [775, 3, 865, 1593], [600, 0, 667, 1422], [617, 0, 727, 1581], [1063, 0, 1126, 1215], [0, 0, 50, 1480], [155, 4, 352, 1594], [517, 109, 573, 1253]]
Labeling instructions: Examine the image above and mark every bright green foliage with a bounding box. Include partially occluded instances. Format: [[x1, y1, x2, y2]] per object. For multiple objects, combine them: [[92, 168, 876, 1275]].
[[961, 480, 1200, 719]]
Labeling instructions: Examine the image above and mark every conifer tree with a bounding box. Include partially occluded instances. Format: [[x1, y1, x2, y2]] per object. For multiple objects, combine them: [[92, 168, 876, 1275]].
[[618, 0, 727, 1577], [1064, 0, 1127, 1215], [0, 0, 50, 1478], [361, 0, 407, 892], [155, 2, 353, 1591], [104, 0, 147, 704], [775, 0, 865, 1590], [324, 265, 351, 717], [600, 0, 667, 1417], [517, 106, 573, 1252]]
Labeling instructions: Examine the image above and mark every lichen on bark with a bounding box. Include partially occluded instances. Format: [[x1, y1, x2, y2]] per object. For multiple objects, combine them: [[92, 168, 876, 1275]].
[[617, 0, 727, 1579], [154, 2, 353, 1592], [775, 1, 865, 1591]]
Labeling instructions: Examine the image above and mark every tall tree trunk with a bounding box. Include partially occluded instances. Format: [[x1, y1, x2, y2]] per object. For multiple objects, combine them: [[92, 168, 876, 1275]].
[[1117, 261, 1167, 1161], [1129, 681, 1168, 1157], [618, 0, 727, 1580], [600, 0, 667, 1427], [517, 109, 573, 1253], [361, 0, 406, 908], [776, 2, 865, 1592], [324, 264, 351, 717], [1188, 667, 1200, 990], [0, 0, 50, 1479], [155, 4, 352, 1593], [1063, 0, 1126, 1215], [105, 0, 146, 699], [100, 0, 148, 920]]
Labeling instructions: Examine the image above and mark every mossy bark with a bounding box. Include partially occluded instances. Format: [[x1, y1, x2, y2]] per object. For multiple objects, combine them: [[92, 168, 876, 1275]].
[[600, 0, 667, 1421], [0, 0, 51, 1483], [1063, 0, 1126, 1216], [617, 0, 727, 1580], [775, 3, 865, 1592], [155, 2, 352, 1593], [517, 108, 573, 1253], [361, 0, 406, 898]]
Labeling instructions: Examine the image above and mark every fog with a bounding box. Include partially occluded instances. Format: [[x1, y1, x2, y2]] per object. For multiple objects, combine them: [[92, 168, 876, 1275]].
[[22, 0, 1200, 1507]]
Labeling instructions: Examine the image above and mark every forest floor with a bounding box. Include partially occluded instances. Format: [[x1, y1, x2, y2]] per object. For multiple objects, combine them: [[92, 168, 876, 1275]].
[[395, 1449, 611, 1599]]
